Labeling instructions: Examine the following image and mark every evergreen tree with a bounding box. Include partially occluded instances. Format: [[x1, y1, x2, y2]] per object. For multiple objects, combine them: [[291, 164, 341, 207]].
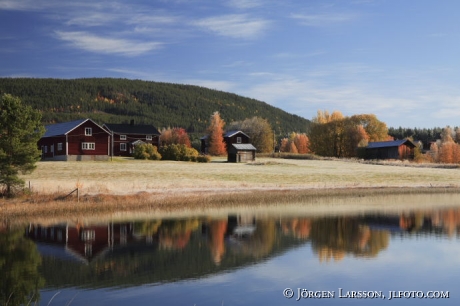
[[0, 94, 44, 196], [207, 112, 226, 156]]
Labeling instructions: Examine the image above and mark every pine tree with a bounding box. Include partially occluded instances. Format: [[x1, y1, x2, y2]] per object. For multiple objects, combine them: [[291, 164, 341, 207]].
[[0, 94, 44, 196], [207, 111, 226, 156]]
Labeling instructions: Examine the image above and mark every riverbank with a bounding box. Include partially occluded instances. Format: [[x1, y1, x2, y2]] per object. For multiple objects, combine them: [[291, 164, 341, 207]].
[[2, 157, 460, 222]]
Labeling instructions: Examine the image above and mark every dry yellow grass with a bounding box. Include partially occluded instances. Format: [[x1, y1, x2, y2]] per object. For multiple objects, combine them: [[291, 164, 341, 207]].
[[20, 157, 460, 195], [1, 157, 460, 224]]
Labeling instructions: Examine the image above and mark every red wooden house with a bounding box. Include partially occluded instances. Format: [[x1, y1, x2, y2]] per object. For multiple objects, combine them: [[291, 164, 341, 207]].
[[38, 119, 111, 161], [103, 120, 161, 157]]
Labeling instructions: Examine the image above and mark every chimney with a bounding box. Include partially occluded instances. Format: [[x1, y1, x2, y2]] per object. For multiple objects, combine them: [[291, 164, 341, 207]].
[[130, 119, 134, 126]]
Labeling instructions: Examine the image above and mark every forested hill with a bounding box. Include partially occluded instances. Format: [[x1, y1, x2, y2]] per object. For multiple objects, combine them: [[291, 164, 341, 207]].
[[0, 78, 310, 134]]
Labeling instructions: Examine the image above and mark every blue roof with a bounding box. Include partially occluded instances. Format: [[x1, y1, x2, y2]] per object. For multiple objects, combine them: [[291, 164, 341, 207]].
[[366, 139, 415, 149], [43, 119, 88, 137]]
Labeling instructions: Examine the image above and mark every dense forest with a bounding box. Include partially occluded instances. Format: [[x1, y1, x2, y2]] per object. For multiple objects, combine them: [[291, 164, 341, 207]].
[[388, 126, 445, 149], [0, 78, 310, 136]]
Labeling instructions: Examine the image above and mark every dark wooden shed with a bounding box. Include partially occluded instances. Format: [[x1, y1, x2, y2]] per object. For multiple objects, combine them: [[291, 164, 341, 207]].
[[365, 139, 416, 160], [200, 130, 257, 162], [228, 143, 257, 163]]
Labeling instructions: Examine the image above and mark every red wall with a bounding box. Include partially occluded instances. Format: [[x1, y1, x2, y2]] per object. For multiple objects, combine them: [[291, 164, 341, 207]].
[[38, 135, 67, 158], [66, 121, 110, 156], [112, 133, 160, 156]]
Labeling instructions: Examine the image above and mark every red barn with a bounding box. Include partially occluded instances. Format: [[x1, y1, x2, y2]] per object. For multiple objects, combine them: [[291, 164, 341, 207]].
[[38, 119, 111, 161], [103, 120, 161, 157]]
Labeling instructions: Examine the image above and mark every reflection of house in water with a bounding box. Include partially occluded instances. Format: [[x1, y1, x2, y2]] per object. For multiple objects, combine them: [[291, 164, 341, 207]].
[[228, 215, 256, 239], [202, 214, 257, 265], [26, 222, 135, 264], [363, 214, 444, 237]]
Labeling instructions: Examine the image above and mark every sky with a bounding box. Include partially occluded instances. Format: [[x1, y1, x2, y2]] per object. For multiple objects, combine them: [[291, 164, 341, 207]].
[[1, 0, 460, 129]]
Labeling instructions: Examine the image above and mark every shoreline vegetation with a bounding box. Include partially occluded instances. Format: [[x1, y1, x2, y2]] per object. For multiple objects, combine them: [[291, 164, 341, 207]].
[[2, 157, 460, 224]]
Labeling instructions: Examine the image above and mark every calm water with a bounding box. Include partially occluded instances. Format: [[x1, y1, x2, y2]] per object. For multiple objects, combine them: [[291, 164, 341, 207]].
[[2, 195, 460, 305]]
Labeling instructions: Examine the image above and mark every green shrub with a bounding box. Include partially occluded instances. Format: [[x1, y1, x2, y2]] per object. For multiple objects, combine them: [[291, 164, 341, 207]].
[[159, 144, 203, 162], [133, 144, 162, 160], [197, 155, 211, 163]]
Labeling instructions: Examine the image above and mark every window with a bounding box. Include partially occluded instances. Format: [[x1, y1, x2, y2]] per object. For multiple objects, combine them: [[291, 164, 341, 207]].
[[82, 142, 95, 150], [237, 137, 242, 144], [57, 143, 63, 151], [120, 135, 127, 140], [120, 143, 127, 151], [146, 135, 152, 141], [85, 127, 92, 136], [81, 230, 95, 241], [50, 145, 54, 153], [44, 146, 48, 153], [85, 244, 93, 257]]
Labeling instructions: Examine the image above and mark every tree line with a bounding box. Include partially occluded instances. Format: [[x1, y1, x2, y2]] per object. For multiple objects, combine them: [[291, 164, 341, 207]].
[[0, 78, 310, 135]]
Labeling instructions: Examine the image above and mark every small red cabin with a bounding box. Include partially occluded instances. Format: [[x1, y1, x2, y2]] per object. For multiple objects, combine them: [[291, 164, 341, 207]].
[[38, 119, 111, 161]]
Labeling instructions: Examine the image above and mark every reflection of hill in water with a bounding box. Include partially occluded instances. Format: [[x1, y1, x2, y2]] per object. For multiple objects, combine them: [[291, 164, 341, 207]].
[[29, 208, 460, 290]]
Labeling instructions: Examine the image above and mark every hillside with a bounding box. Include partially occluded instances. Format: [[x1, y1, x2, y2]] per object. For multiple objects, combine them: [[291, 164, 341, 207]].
[[0, 78, 310, 135]]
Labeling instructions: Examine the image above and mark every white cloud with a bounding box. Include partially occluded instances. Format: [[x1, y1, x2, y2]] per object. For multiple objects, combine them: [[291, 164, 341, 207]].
[[55, 31, 162, 56], [291, 12, 358, 27], [193, 14, 270, 39]]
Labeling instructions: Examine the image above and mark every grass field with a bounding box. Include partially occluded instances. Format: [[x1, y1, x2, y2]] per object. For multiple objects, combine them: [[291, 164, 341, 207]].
[[0, 157, 459, 222], [22, 157, 460, 195]]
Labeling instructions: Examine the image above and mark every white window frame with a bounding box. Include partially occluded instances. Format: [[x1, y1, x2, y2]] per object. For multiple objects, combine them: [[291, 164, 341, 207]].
[[57, 143, 63, 151], [85, 127, 92, 136], [120, 135, 127, 140], [146, 135, 152, 141], [120, 143, 127, 151], [82, 230, 95, 241], [237, 137, 242, 144], [82, 142, 95, 150]]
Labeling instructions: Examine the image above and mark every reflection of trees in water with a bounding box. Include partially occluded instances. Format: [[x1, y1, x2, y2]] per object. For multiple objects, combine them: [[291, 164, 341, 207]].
[[134, 220, 162, 236], [309, 217, 389, 262], [280, 218, 311, 239], [430, 209, 460, 237], [0, 229, 44, 305], [208, 219, 228, 264], [228, 220, 277, 259], [133, 219, 200, 250], [157, 219, 200, 250]]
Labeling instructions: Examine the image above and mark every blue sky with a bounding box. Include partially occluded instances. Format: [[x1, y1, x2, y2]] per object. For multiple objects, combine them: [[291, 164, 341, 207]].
[[1, 0, 460, 128]]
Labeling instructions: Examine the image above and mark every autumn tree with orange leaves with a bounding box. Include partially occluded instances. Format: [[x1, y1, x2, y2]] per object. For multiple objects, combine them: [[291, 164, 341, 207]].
[[279, 132, 310, 154], [206, 111, 227, 156], [160, 127, 191, 148], [432, 126, 460, 163], [308, 110, 389, 158]]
